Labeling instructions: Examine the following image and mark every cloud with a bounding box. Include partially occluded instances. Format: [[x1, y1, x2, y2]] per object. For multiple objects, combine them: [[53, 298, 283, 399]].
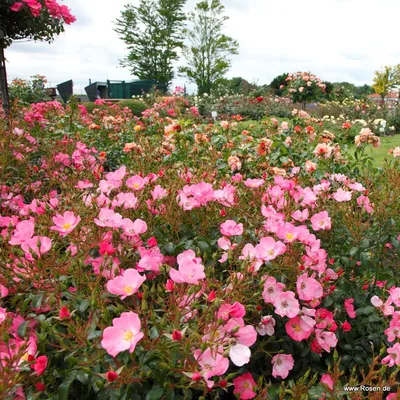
[[5, 0, 400, 94]]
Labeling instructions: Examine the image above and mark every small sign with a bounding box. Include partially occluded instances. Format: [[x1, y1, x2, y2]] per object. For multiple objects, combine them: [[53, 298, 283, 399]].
[[211, 111, 218, 121]]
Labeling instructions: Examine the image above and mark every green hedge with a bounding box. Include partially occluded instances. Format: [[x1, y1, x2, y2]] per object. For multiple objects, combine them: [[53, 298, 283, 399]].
[[117, 99, 148, 117], [82, 100, 148, 117]]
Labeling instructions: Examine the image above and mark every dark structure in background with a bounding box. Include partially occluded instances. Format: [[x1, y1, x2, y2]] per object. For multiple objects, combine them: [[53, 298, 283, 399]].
[[46, 87, 57, 101], [85, 81, 108, 101], [85, 79, 167, 101], [56, 80, 73, 103]]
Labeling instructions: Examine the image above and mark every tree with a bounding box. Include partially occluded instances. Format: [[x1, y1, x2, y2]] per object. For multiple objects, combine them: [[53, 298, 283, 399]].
[[372, 65, 400, 103], [115, 0, 186, 85], [9, 75, 51, 105], [0, 1, 75, 115], [354, 84, 374, 99], [284, 72, 326, 109], [269, 73, 289, 96], [322, 81, 335, 101], [179, 0, 239, 95], [216, 76, 258, 96]]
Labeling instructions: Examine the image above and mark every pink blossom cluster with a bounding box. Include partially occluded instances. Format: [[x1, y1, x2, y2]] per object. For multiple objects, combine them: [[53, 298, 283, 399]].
[[371, 288, 400, 367], [285, 71, 326, 91], [10, 0, 76, 24], [0, 309, 48, 380], [178, 181, 236, 210]]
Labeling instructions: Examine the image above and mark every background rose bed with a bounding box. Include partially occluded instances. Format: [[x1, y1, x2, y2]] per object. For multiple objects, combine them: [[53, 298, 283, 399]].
[[0, 95, 400, 400]]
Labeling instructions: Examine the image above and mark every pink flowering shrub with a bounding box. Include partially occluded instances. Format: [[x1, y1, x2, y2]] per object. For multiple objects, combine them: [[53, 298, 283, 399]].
[[283, 72, 326, 109], [0, 99, 399, 399]]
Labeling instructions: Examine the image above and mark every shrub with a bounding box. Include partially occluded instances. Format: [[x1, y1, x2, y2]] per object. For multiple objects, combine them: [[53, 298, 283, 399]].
[[387, 104, 400, 133], [82, 102, 99, 114], [0, 98, 399, 399], [8, 75, 51, 105], [117, 99, 148, 116]]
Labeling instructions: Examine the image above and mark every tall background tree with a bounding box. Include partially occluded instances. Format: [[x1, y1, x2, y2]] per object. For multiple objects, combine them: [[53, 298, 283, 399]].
[[115, 0, 186, 85], [372, 65, 400, 103], [269, 73, 289, 96], [0, 0, 75, 115], [217, 76, 259, 95], [179, 0, 239, 95]]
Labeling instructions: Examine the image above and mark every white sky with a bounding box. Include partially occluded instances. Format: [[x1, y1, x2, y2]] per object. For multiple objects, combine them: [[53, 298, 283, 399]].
[[5, 0, 400, 94]]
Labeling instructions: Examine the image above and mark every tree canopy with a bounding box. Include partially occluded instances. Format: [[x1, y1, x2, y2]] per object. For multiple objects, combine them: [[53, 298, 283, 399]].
[[115, 0, 186, 85], [179, 0, 239, 95], [372, 65, 400, 99]]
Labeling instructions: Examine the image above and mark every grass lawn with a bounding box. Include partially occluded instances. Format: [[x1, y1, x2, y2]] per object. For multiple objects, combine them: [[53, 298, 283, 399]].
[[346, 134, 400, 166]]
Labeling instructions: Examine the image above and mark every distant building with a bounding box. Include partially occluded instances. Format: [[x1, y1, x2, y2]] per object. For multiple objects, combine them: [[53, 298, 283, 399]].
[[367, 92, 399, 104]]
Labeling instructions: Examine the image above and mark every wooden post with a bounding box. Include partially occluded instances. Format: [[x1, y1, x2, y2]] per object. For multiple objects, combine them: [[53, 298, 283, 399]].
[[0, 46, 10, 117]]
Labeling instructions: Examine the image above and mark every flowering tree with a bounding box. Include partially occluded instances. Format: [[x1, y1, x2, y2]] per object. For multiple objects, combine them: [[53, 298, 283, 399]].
[[372, 65, 400, 104], [283, 71, 326, 109], [0, 0, 75, 115]]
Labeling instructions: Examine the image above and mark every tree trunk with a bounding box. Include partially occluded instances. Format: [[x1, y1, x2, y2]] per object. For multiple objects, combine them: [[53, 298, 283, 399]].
[[0, 47, 10, 117]]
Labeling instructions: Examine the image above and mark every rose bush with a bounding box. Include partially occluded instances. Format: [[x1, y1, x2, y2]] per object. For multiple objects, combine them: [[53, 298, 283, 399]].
[[0, 97, 399, 399]]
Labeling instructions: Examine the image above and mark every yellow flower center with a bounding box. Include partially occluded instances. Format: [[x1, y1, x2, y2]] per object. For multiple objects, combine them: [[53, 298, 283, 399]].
[[319, 220, 325, 226], [123, 285, 133, 295], [133, 183, 140, 188], [123, 330, 133, 341], [63, 223, 71, 230], [293, 324, 301, 332], [286, 233, 294, 240]]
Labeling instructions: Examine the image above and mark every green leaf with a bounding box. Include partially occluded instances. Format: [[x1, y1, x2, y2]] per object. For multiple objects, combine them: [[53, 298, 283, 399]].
[[197, 241, 210, 254], [58, 378, 76, 400], [315, 170, 325, 180], [165, 389, 175, 400], [17, 321, 29, 339], [360, 239, 370, 249], [76, 370, 90, 385], [145, 387, 165, 400], [164, 242, 175, 254], [79, 299, 90, 313], [362, 306, 376, 315], [323, 296, 333, 307], [149, 326, 159, 340], [32, 294, 44, 309], [349, 247, 358, 257]]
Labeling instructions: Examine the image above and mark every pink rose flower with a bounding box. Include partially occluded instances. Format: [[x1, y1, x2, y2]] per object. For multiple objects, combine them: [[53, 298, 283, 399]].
[[271, 353, 294, 379], [106, 269, 146, 299], [233, 372, 257, 399], [220, 220, 244, 237], [333, 188, 352, 202], [273, 291, 300, 318], [10, 2, 24, 12], [32, 355, 48, 376], [296, 273, 323, 301], [169, 250, 205, 284], [344, 298, 356, 319], [51, 211, 80, 236], [101, 312, 144, 357], [310, 211, 331, 231]]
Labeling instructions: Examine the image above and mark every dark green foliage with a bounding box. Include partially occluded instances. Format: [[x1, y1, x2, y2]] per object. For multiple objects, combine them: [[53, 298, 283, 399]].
[[114, 0, 186, 85], [179, 0, 239, 95], [117, 99, 148, 116], [269, 73, 289, 96]]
